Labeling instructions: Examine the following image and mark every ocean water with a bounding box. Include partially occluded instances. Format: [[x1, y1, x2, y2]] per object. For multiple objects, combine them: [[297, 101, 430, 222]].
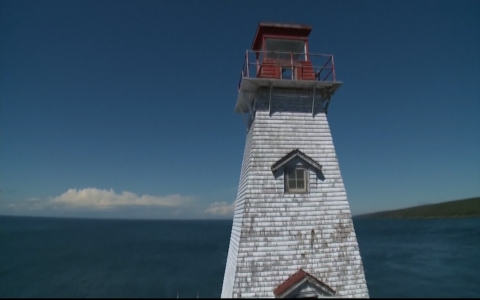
[[0, 216, 479, 298]]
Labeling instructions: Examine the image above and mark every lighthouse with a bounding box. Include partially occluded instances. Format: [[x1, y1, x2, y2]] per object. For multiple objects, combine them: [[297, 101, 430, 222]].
[[221, 23, 369, 298]]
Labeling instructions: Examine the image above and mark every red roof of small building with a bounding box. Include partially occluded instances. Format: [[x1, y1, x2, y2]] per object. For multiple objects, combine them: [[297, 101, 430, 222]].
[[273, 268, 335, 297], [251, 22, 312, 51]]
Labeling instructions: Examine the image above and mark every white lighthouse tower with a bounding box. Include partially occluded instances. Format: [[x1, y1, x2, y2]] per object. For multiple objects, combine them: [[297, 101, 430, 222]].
[[221, 23, 369, 298]]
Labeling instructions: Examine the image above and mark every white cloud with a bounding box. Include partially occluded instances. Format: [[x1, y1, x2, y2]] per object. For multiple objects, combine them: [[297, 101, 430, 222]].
[[1, 188, 243, 219], [204, 200, 236, 216], [47, 188, 192, 210]]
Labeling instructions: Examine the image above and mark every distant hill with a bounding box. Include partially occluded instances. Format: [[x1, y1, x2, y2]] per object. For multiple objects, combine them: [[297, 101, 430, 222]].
[[358, 197, 480, 219]]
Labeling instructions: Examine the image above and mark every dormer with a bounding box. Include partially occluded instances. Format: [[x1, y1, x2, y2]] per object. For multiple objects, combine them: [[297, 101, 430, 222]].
[[271, 149, 324, 194], [273, 269, 336, 298]]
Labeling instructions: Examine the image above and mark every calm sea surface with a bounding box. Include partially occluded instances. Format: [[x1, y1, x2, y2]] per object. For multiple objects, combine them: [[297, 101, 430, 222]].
[[0, 216, 479, 298]]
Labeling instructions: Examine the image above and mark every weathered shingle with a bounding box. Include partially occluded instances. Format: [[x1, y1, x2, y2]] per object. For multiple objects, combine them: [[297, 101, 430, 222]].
[[221, 90, 369, 298]]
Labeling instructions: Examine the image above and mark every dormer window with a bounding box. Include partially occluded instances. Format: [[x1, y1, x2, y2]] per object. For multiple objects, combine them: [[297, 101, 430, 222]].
[[286, 168, 307, 193], [271, 149, 324, 195]]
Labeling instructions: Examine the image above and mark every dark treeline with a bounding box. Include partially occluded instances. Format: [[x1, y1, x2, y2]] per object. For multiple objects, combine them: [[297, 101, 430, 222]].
[[358, 197, 480, 219]]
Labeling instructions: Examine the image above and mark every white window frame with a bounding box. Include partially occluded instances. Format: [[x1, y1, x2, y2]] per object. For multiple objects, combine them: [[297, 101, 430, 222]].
[[285, 167, 308, 193]]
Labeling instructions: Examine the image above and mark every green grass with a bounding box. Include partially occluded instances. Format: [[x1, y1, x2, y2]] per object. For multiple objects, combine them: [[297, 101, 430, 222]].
[[359, 196, 480, 219]]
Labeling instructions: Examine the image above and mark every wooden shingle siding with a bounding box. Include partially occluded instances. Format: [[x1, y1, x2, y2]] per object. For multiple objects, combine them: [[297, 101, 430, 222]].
[[222, 89, 369, 298], [221, 125, 255, 298], [258, 59, 282, 79], [299, 61, 317, 81]]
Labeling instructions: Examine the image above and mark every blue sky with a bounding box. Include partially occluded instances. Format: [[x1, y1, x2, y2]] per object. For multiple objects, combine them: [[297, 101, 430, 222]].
[[1, 0, 479, 219]]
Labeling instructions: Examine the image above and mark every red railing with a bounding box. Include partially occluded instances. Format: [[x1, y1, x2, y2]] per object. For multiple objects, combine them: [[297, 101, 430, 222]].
[[238, 50, 336, 90]]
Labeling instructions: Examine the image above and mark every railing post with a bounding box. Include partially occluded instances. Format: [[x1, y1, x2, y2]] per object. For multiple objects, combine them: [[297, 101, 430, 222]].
[[291, 52, 294, 80], [238, 70, 243, 91], [245, 50, 249, 78], [331, 55, 336, 82]]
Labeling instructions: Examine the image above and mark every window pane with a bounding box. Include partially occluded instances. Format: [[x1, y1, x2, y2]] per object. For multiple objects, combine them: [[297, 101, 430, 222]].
[[296, 169, 304, 179], [287, 169, 296, 179], [265, 39, 306, 60], [281, 67, 293, 80], [288, 179, 297, 189], [297, 179, 305, 189]]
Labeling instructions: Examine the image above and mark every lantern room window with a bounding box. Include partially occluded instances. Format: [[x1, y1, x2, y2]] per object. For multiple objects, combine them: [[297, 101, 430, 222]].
[[265, 38, 306, 61], [285, 168, 308, 193]]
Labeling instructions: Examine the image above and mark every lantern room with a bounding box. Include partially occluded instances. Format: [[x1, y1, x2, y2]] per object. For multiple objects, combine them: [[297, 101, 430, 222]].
[[251, 23, 314, 80], [235, 22, 342, 114]]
